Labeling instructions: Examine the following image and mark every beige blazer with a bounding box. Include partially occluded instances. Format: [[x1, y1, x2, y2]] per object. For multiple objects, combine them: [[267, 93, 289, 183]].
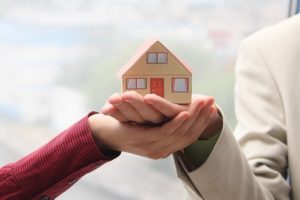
[[175, 14, 300, 200]]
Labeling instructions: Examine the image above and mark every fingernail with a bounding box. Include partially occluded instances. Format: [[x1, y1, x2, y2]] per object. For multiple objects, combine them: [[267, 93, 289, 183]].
[[112, 103, 120, 107], [123, 98, 131, 103], [205, 106, 213, 115], [207, 98, 215, 105], [144, 98, 153, 104]]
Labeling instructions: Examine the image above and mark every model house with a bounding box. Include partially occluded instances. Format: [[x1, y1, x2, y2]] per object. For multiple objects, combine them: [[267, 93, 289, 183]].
[[118, 40, 192, 104]]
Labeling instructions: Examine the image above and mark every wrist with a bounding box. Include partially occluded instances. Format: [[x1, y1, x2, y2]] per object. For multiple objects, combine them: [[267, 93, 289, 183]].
[[199, 108, 223, 140], [88, 114, 120, 155]]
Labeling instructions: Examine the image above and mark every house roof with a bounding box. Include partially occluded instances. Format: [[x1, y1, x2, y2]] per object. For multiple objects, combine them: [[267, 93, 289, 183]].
[[118, 40, 193, 78]]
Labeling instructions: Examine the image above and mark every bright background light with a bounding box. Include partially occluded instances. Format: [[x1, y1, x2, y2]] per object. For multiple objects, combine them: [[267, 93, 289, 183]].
[[0, 0, 289, 199]]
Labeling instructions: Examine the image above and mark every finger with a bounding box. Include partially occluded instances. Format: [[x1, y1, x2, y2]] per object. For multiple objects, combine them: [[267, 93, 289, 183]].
[[107, 92, 146, 123], [114, 101, 145, 123], [168, 100, 215, 154], [173, 98, 207, 134], [176, 98, 214, 144], [153, 97, 214, 144], [140, 112, 189, 159], [148, 111, 189, 141], [146, 100, 206, 156], [144, 94, 188, 117], [151, 99, 214, 158], [108, 93, 123, 105], [122, 110, 189, 150], [101, 101, 115, 115], [122, 91, 164, 123], [182, 104, 214, 146], [101, 102, 129, 122]]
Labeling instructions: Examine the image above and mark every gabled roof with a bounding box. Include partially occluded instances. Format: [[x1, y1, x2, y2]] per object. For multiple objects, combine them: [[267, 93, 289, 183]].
[[118, 40, 192, 78]]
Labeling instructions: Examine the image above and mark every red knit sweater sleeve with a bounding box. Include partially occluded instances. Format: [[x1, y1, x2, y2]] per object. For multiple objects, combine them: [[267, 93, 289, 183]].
[[0, 112, 120, 200]]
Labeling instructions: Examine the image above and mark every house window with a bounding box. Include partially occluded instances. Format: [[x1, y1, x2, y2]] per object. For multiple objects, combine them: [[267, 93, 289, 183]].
[[157, 53, 167, 64], [137, 78, 147, 88], [127, 79, 136, 89], [172, 78, 188, 92], [126, 78, 147, 89], [147, 52, 168, 64], [147, 53, 157, 64]]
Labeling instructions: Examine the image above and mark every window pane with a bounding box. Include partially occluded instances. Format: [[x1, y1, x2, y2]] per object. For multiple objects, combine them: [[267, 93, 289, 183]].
[[137, 78, 146, 88], [147, 53, 157, 63], [127, 79, 136, 89], [173, 78, 187, 92], [157, 53, 167, 64]]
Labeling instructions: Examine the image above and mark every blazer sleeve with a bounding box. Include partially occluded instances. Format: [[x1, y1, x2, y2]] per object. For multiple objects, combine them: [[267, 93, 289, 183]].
[[0, 112, 120, 200], [174, 38, 290, 200]]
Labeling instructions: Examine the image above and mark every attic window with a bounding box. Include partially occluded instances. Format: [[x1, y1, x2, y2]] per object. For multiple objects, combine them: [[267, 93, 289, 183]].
[[147, 53, 157, 64], [147, 52, 168, 64]]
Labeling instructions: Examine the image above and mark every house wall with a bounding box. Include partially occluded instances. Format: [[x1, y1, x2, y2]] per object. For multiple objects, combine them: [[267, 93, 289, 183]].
[[122, 75, 149, 96], [122, 75, 191, 104], [121, 41, 192, 104], [164, 76, 192, 104], [123, 42, 192, 77]]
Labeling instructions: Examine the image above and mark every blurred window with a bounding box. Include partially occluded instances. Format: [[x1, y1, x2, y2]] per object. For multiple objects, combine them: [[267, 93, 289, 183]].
[[147, 52, 168, 64], [127, 79, 136, 89], [137, 78, 147, 89], [157, 53, 168, 64], [172, 78, 188, 92], [147, 53, 157, 64], [126, 78, 146, 89]]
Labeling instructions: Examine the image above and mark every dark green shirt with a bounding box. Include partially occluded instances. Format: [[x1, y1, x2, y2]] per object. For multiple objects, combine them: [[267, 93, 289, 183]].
[[183, 132, 221, 171]]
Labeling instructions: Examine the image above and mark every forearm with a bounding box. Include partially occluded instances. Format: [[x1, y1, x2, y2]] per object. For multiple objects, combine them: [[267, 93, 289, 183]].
[[0, 112, 119, 200], [181, 107, 223, 171], [176, 118, 289, 200]]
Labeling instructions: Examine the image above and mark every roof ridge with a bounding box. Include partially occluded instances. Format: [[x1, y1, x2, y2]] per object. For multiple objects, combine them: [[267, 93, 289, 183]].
[[118, 40, 192, 78]]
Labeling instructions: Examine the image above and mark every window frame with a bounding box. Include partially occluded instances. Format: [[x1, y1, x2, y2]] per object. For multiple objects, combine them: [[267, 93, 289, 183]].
[[126, 78, 147, 89], [172, 78, 189, 93], [146, 52, 157, 64], [146, 52, 168, 64], [157, 52, 168, 64]]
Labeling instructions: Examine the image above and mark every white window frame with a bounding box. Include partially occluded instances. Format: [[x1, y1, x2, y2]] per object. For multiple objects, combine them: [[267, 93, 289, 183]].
[[126, 78, 147, 89], [147, 52, 168, 64], [172, 78, 188, 93]]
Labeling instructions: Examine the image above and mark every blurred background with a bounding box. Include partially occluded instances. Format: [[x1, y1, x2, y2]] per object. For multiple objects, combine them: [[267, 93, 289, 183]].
[[0, 0, 292, 199]]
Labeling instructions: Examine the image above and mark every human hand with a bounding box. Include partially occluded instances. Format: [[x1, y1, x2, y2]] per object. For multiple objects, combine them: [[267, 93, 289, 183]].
[[102, 91, 190, 124], [89, 97, 214, 159], [102, 91, 222, 139]]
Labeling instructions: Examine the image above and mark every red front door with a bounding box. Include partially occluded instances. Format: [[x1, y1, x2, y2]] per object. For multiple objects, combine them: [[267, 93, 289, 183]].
[[150, 78, 164, 97]]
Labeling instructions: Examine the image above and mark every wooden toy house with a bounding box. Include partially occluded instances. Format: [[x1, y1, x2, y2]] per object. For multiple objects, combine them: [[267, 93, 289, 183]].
[[118, 40, 192, 104]]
